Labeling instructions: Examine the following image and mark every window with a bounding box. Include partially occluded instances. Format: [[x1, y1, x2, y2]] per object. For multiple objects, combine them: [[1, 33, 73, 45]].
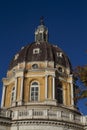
[[35, 34, 38, 42], [11, 87, 16, 102], [56, 83, 63, 104], [57, 52, 62, 57], [30, 82, 39, 101], [39, 33, 43, 41], [33, 48, 40, 54], [44, 33, 46, 41], [32, 64, 38, 69]]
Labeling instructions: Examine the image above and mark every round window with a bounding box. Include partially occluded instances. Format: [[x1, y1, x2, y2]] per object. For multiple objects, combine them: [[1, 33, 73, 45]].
[[32, 64, 38, 69]]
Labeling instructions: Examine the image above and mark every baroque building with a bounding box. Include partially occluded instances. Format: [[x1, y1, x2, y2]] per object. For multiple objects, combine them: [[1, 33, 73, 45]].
[[0, 19, 87, 130]]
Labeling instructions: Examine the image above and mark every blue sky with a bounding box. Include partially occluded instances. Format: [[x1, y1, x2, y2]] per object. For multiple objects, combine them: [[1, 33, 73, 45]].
[[0, 0, 87, 114]]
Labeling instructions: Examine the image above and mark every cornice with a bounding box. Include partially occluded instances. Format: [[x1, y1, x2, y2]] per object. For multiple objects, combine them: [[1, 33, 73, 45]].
[[11, 120, 84, 130]]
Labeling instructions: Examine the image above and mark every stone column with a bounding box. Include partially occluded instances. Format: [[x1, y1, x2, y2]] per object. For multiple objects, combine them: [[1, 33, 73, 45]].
[[69, 75, 74, 106], [12, 77, 17, 107], [1, 85, 6, 108], [45, 75, 48, 99], [19, 76, 24, 105], [53, 76, 55, 100], [63, 85, 66, 105], [15, 77, 17, 100], [71, 83, 74, 106]]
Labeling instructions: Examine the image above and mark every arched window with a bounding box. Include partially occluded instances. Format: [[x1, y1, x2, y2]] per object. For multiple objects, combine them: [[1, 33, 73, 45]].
[[11, 87, 16, 102], [30, 82, 39, 101], [56, 83, 63, 104], [39, 33, 43, 41]]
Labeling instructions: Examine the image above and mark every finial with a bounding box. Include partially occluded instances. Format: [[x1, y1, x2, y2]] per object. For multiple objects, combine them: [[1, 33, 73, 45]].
[[40, 16, 44, 25]]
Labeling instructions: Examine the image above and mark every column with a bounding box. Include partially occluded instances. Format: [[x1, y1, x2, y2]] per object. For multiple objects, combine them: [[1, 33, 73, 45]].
[[20, 76, 23, 105], [69, 75, 74, 106], [71, 83, 74, 106], [12, 77, 17, 106], [15, 78, 17, 100], [53, 76, 55, 100], [63, 85, 66, 105], [1, 85, 6, 108], [45, 75, 48, 99]]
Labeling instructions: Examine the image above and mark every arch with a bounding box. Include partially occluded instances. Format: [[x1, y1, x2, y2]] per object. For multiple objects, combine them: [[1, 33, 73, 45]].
[[30, 81, 39, 101], [32, 82, 38, 85]]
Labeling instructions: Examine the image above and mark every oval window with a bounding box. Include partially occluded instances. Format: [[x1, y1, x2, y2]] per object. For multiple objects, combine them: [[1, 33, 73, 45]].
[[32, 64, 38, 69]]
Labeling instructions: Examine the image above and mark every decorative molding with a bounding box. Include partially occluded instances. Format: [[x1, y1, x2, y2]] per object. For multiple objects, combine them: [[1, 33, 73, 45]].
[[11, 120, 84, 130]]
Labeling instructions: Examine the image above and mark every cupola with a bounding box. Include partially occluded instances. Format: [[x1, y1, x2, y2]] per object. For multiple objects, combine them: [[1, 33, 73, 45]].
[[35, 17, 48, 42]]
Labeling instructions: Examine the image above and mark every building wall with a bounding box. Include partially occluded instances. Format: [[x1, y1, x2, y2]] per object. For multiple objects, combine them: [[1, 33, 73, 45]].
[[10, 123, 84, 130], [3, 74, 73, 108], [3, 61, 74, 109], [0, 125, 10, 130]]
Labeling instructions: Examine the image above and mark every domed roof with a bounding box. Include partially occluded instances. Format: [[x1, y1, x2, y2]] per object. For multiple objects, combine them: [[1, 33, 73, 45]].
[[8, 41, 72, 71], [8, 19, 72, 72]]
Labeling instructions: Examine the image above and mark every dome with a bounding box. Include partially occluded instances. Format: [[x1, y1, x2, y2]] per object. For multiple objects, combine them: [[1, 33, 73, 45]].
[[8, 18, 72, 72], [8, 41, 72, 72]]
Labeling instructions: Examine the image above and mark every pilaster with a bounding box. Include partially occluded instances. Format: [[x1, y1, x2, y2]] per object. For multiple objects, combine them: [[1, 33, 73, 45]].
[[18, 76, 24, 105], [1, 85, 6, 108], [52, 75, 55, 100], [45, 75, 48, 99]]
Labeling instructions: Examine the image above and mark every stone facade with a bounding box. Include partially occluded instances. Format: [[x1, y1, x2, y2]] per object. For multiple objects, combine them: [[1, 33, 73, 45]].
[[2, 61, 74, 109]]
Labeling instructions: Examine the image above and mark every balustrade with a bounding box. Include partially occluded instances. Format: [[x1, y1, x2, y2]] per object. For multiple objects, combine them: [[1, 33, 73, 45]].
[[11, 108, 83, 125], [0, 109, 11, 118]]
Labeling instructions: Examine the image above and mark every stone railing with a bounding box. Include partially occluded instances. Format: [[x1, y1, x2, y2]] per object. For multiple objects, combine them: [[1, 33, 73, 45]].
[[1, 107, 87, 126], [83, 116, 87, 125], [0, 109, 11, 118], [12, 108, 84, 125]]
